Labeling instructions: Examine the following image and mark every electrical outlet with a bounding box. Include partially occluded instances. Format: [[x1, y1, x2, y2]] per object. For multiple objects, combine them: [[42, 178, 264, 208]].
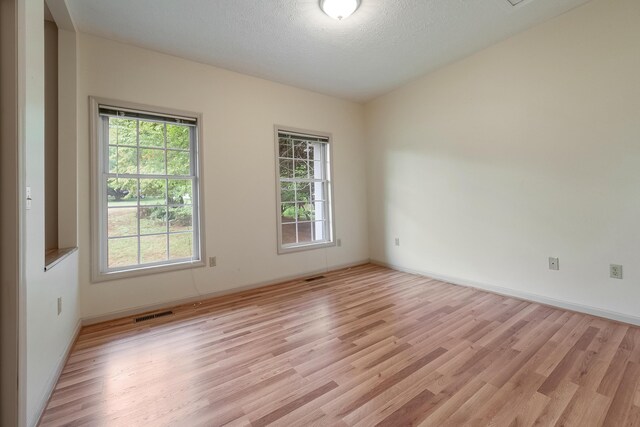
[[548, 257, 559, 271], [395, 237, 400, 246], [209, 256, 216, 267], [57, 297, 62, 315], [610, 264, 623, 280], [337, 238, 342, 247]]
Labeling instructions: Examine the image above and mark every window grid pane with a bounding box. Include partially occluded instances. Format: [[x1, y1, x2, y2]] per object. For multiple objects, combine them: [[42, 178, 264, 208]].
[[102, 114, 199, 272], [277, 132, 331, 249]]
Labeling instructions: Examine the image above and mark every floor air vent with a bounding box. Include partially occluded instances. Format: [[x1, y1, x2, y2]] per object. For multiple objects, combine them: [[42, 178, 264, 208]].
[[305, 275, 326, 282], [135, 310, 174, 323]]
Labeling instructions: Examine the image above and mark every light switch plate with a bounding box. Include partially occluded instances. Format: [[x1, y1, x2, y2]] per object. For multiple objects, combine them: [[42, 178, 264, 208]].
[[548, 257, 559, 271], [26, 186, 32, 210]]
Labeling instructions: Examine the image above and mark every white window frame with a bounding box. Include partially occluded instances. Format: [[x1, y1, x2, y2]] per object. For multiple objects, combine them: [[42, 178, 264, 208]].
[[274, 125, 335, 254], [90, 97, 206, 282]]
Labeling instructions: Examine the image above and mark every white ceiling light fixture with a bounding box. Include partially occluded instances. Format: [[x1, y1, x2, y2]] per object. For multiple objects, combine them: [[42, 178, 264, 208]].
[[320, 0, 361, 20]]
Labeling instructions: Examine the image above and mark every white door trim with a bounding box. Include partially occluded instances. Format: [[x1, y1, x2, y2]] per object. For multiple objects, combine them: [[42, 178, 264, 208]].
[[0, 0, 26, 425]]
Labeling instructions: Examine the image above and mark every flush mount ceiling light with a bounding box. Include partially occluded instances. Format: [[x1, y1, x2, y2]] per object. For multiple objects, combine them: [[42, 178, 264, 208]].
[[320, 0, 361, 20]]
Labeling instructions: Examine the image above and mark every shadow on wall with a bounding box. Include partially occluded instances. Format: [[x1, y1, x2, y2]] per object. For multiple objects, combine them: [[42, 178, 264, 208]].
[[371, 129, 622, 291]]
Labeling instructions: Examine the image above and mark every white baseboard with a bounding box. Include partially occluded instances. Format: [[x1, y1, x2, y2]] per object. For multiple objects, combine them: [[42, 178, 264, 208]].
[[82, 259, 371, 326], [33, 318, 81, 427], [371, 259, 640, 327]]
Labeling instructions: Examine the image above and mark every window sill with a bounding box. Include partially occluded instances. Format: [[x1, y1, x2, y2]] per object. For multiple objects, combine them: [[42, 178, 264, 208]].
[[92, 259, 206, 283], [45, 247, 78, 272], [278, 241, 336, 255]]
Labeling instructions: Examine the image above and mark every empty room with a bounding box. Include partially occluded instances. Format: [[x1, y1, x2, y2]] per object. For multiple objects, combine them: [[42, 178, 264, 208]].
[[1, 0, 640, 425]]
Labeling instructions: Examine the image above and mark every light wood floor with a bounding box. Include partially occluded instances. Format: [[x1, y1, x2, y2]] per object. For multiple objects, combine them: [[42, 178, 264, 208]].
[[40, 264, 640, 426]]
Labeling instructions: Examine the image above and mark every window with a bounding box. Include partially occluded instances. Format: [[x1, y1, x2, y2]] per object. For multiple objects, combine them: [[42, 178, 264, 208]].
[[91, 98, 204, 280], [275, 127, 334, 253]]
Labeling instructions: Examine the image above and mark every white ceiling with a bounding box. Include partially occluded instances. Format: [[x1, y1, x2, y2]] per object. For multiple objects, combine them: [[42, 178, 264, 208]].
[[66, 0, 592, 102]]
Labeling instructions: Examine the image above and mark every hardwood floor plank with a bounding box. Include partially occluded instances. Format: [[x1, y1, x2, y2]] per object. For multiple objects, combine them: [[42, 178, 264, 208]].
[[251, 381, 338, 427], [531, 381, 579, 426], [538, 326, 600, 396], [559, 387, 611, 427], [336, 347, 447, 417], [508, 391, 550, 427], [602, 362, 640, 426], [415, 378, 486, 426]]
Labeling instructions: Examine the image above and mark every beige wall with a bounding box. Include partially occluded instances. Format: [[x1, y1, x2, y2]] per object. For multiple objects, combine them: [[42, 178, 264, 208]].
[[365, 0, 640, 322], [77, 34, 370, 319], [23, 1, 80, 425]]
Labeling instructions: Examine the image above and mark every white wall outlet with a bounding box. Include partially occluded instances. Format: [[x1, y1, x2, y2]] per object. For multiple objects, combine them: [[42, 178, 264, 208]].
[[26, 186, 32, 210], [57, 297, 62, 315], [610, 264, 623, 280], [395, 237, 400, 246], [337, 238, 342, 247], [209, 256, 216, 267], [548, 257, 559, 271]]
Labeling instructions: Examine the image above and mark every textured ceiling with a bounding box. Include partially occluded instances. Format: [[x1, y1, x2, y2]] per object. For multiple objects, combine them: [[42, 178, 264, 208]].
[[66, 0, 592, 102]]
